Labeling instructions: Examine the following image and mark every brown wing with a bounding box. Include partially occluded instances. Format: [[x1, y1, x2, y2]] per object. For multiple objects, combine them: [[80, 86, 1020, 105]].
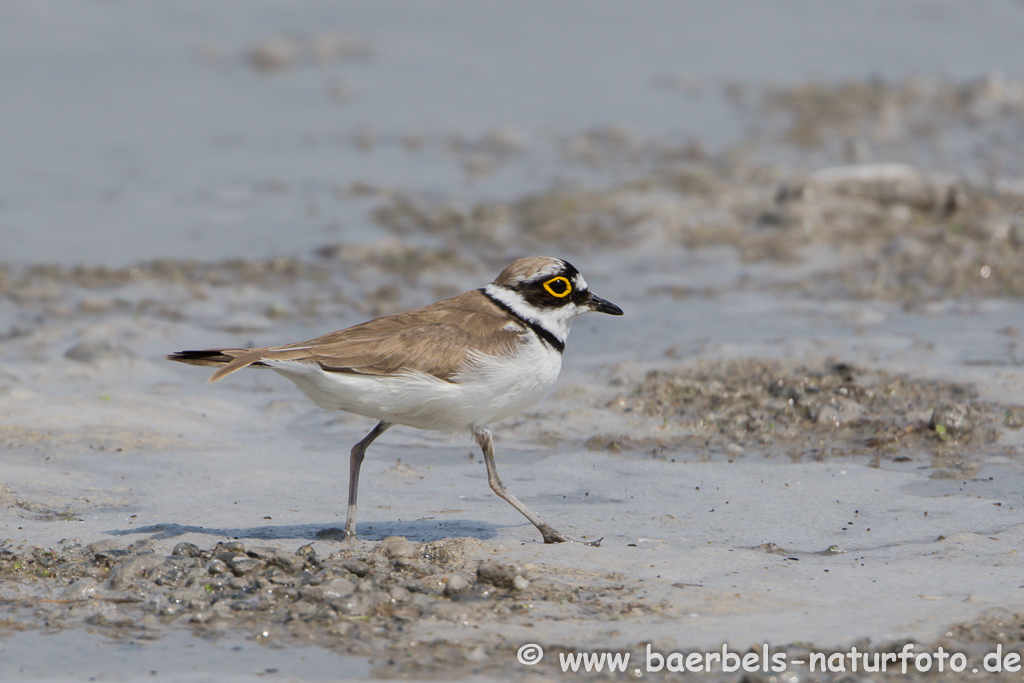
[[167, 290, 524, 383]]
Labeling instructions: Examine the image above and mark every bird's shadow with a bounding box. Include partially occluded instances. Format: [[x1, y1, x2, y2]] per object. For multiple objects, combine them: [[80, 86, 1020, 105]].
[[107, 519, 502, 544]]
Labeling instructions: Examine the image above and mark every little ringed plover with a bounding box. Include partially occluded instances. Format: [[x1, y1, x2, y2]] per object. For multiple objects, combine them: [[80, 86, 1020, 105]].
[[167, 256, 623, 545]]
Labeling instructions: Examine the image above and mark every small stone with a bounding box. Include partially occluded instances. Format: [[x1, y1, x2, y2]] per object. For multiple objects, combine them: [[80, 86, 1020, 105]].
[[84, 540, 120, 557], [300, 577, 356, 601], [388, 585, 411, 602], [128, 539, 160, 554], [476, 560, 526, 589], [218, 541, 246, 554], [227, 555, 260, 575], [60, 577, 99, 600], [313, 527, 348, 541], [512, 575, 530, 591], [86, 613, 135, 628], [107, 555, 165, 589], [377, 536, 419, 560], [231, 597, 262, 611], [151, 558, 191, 586], [929, 403, 972, 435], [286, 601, 317, 621], [322, 578, 356, 599], [171, 542, 202, 558], [297, 570, 320, 586], [267, 551, 305, 574], [442, 573, 471, 597], [268, 572, 297, 586], [808, 396, 865, 427], [205, 559, 229, 575], [89, 543, 130, 565], [206, 575, 229, 590], [190, 610, 216, 624], [296, 544, 318, 560], [340, 559, 371, 577]]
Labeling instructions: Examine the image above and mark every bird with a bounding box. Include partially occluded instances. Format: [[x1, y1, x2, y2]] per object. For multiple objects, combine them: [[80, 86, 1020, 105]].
[[166, 256, 623, 545]]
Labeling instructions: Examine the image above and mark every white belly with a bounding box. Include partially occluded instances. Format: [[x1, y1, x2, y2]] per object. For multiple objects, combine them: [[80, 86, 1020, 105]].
[[265, 338, 562, 433]]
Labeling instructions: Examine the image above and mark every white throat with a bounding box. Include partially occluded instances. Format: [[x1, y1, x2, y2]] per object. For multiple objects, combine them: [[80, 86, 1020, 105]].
[[484, 283, 579, 344]]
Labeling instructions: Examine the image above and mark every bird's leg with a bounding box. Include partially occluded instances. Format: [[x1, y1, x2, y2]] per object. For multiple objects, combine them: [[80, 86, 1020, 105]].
[[344, 421, 392, 542], [474, 429, 601, 547]]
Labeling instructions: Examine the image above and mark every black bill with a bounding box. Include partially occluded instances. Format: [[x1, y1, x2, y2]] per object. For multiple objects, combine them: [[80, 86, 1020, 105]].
[[588, 293, 623, 316]]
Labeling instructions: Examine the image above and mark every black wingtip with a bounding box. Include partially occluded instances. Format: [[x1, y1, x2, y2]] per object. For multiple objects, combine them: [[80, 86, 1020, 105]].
[[166, 349, 234, 365]]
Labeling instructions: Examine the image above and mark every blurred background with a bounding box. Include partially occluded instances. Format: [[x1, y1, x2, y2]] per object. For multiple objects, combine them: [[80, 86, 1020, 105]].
[[3, 0, 1024, 269]]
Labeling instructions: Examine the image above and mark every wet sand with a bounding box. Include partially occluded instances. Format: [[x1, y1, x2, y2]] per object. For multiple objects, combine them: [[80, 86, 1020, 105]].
[[4, 1, 1024, 681]]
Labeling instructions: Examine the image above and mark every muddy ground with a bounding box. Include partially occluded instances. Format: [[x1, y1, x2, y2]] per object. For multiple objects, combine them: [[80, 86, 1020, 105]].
[[4, 2, 1024, 680], [3, 532, 1024, 680]]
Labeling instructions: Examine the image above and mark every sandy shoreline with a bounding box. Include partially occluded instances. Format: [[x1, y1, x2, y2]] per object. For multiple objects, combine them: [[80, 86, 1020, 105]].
[[4, 1, 1024, 680], [3, 253, 1024, 679]]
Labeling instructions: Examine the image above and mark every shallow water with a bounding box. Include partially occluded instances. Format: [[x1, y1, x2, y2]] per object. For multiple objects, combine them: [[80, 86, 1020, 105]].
[[3, 0, 1024, 265]]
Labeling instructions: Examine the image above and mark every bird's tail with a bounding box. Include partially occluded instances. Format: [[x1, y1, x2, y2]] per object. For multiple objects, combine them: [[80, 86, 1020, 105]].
[[165, 348, 269, 383]]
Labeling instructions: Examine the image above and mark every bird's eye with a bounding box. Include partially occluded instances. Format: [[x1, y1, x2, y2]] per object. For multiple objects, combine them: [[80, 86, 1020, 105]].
[[543, 276, 572, 298]]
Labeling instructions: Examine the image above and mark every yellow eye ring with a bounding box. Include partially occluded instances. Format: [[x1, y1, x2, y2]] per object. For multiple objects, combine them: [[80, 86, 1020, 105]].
[[543, 276, 572, 298]]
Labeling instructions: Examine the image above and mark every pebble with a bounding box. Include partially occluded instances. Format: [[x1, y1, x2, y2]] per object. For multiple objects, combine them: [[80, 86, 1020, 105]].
[[268, 550, 305, 574], [296, 544, 320, 568], [301, 578, 356, 601], [227, 555, 261, 575], [107, 555, 165, 590], [60, 577, 99, 600], [322, 578, 356, 599], [442, 572, 471, 596], [929, 403, 973, 435], [171, 542, 202, 558], [377, 536, 419, 560], [0, 536, 611, 675], [341, 559, 371, 577], [808, 396, 865, 427], [85, 540, 121, 557], [205, 559, 229, 575], [91, 547, 130, 565], [389, 585, 412, 602], [476, 560, 526, 589]]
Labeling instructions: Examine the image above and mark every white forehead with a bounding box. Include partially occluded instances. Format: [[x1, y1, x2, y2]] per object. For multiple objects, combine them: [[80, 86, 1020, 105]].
[[529, 262, 588, 291], [530, 264, 588, 294], [530, 260, 565, 281]]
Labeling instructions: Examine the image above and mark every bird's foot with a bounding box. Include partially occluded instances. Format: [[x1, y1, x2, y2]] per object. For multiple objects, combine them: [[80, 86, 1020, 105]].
[[538, 523, 602, 547]]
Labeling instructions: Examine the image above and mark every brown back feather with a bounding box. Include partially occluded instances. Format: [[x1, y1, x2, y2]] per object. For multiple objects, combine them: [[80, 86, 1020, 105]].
[[168, 290, 524, 383]]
